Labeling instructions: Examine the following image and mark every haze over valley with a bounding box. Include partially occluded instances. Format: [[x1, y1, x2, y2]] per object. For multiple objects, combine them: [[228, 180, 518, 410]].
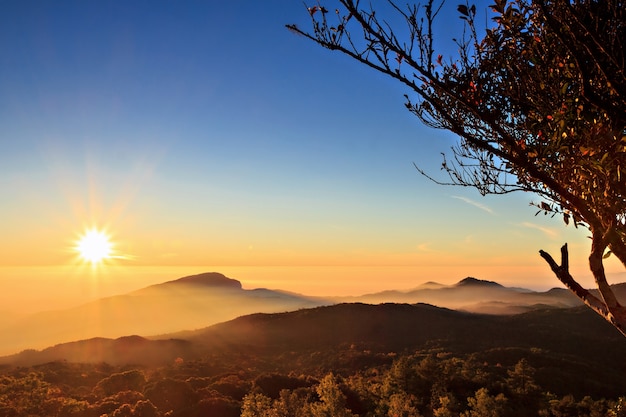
[[0, 271, 614, 357]]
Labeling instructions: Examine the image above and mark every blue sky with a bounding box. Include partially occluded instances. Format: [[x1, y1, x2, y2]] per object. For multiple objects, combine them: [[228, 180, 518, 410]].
[[0, 0, 613, 300]]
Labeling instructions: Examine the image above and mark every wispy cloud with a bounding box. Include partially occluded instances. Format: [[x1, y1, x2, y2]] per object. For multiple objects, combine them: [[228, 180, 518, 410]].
[[110, 254, 136, 261], [416, 243, 432, 252], [520, 222, 558, 238], [451, 195, 494, 214]]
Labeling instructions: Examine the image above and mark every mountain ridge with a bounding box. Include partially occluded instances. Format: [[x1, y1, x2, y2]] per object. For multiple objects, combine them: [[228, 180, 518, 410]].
[[455, 277, 504, 288], [0, 272, 328, 356], [146, 272, 243, 290], [4, 302, 625, 376], [338, 277, 588, 311], [3, 270, 625, 357]]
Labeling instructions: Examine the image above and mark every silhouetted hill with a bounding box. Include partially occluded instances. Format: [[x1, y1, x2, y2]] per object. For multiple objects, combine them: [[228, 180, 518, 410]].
[[176, 303, 626, 396], [4, 302, 626, 397], [0, 272, 328, 356], [204, 303, 473, 351], [455, 277, 504, 288], [4, 270, 625, 359], [4, 303, 626, 416], [415, 281, 446, 289], [149, 272, 243, 289], [188, 302, 624, 358]]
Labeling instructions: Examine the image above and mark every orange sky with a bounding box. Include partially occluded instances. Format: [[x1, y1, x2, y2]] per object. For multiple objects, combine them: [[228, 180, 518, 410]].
[[1, 1, 622, 315]]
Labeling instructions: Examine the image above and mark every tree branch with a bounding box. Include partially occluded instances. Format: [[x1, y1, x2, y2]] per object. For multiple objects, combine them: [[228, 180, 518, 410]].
[[540, 244, 626, 336], [539, 245, 604, 311]]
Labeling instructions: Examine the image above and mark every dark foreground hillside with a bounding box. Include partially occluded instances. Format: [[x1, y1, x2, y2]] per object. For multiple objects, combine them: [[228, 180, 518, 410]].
[[1, 303, 626, 416]]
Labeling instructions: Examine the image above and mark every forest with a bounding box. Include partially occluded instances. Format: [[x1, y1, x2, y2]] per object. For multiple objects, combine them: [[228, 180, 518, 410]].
[[2, 303, 626, 416], [1, 344, 625, 416]]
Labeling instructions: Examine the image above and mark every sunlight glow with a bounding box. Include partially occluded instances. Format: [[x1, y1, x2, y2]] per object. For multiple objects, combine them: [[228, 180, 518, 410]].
[[75, 228, 113, 264]]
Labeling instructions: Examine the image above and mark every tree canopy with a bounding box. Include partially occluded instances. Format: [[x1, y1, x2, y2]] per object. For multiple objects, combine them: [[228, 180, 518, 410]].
[[287, 0, 626, 335]]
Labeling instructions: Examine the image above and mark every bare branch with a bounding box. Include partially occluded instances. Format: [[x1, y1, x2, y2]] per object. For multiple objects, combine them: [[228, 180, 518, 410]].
[[539, 246, 609, 314]]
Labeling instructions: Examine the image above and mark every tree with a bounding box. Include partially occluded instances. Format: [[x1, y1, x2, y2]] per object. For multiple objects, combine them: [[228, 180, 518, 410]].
[[310, 373, 356, 417], [143, 378, 197, 414], [433, 393, 460, 417], [387, 392, 422, 417], [462, 388, 508, 417], [0, 372, 50, 416], [506, 358, 539, 397], [288, 0, 626, 334], [94, 370, 146, 397], [240, 392, 276, 417]]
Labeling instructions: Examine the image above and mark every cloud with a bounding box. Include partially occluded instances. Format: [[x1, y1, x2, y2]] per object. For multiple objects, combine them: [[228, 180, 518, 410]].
[[451, 195, 494, 214], [110, 254, 136, 261], [416, 243, 432, 252], [520, 222, 558, 238]]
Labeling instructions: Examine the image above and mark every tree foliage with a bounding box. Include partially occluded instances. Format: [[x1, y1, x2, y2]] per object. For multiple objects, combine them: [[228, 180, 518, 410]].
[[462, 388, 508, 417], [1, 349, 626, 416], [287, 0, 626, 334]]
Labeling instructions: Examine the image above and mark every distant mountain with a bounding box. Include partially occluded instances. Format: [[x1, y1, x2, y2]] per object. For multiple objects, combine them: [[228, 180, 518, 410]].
[[150, 272, 243, 289], [339, 276, 586, 313], [416, 281, 446, 289], [0, 272, 328, 356], [455, 277, 503, 287], [4, 270, 624, 357]]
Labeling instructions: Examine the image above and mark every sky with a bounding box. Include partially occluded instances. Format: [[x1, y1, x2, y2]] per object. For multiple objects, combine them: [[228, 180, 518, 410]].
[[0, 0, 621, 312]]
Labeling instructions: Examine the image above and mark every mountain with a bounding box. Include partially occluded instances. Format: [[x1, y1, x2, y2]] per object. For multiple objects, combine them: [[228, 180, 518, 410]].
[[187, 302, 625, 359], [415, 281, 447, 290], [4, 302, 626, 398], [455, 277, 504, 287], [146, 302, 626, 399], [340, 276, 585, 313], [4, 270, 624, 357], [0, 272, 328, 356], [149, 272, 244, 289]]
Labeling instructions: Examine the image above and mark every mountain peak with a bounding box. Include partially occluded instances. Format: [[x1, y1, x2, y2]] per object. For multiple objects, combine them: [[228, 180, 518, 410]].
[[416, 281, 446, 290], [455, 277, 503, 288], [168, 272, 243, 289]]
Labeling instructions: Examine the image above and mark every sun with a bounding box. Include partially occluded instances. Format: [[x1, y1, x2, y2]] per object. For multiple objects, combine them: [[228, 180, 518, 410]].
[[75, 228, 113, 264]]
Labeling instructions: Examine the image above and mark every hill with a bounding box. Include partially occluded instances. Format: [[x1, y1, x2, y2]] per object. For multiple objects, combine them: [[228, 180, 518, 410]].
[[5, 302, 626, 397], [3, 270, 626, 357], [188, 302, 626, 363], [342, 276, 595, 313], [0, 272, 327, 356], [3, 303, 626, 416]]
